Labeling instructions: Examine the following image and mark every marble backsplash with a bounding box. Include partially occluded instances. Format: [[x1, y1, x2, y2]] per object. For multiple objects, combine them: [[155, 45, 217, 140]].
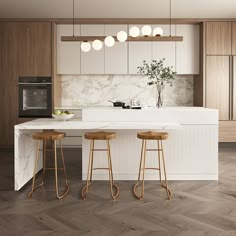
[[60, 75, 193, 107]]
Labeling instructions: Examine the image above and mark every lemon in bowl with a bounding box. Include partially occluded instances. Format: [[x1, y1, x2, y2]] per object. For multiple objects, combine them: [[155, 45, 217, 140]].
[[52, 110, 74, 121]]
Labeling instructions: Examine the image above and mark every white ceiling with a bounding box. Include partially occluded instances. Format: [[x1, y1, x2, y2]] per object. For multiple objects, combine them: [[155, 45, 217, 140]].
[[0, 0, 236, 19]]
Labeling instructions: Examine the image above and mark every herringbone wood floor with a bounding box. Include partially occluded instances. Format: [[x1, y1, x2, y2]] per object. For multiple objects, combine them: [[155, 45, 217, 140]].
[[0, 147, 236, 236]]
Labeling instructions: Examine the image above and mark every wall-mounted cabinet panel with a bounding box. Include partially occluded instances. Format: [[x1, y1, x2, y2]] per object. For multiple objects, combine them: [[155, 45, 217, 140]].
[[206, 22, 231, 55], [0, 22, 52, 146], [128, 25, 152, 74], [16, 22, 52, 76], [104, 25, 128, 74], [0, 23, 17, 146], [152, 24, 176, 70], [206, 56, 230, 120], [176, 24, 199, 74], [81, 24, 104, 74], [57, 25, 81, 74], [232, 22, 236, 55]]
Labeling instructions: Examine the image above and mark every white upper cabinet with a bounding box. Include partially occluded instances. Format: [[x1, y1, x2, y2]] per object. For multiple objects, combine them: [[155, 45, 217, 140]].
[[104, 25, 128, 74], [152, 24, 176, 71], [57, 24, 81, 74], [176, 24, 200, 74], [80, 24, 104, 74], [56, 24, 200, 75], [128, 25, 152, 74]]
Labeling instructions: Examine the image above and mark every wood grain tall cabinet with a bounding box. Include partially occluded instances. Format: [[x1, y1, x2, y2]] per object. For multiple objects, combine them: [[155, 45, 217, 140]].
[[205, 21, 236, 142], [0, 22, 52, 147]]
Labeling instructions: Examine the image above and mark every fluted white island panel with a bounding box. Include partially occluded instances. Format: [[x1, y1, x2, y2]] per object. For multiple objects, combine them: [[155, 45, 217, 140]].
[[81, 107, 218, 181]]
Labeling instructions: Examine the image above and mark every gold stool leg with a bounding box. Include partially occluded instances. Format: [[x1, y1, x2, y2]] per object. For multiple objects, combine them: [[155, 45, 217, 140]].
[[57, 139, 69, 199], [107, 140, 119, 200], [42, 139, 47, 186], [89, 140, 94, 183], [159, 140, 172, 200], [54, 140, 69, 200], [133, 140, 147, 200], [157, 140, 162, 184], [81, 140, 94, 200], [28, 140, 42, 198]]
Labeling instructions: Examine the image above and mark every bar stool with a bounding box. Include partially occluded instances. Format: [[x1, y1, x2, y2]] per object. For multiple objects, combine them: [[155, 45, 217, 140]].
[[133, 131, 172, 200], [28, 131, 69, 200], [81, 131, 119, 200]]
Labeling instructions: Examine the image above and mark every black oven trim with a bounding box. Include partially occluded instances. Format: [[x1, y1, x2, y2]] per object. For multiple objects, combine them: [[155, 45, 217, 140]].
[[18, 77, 52, 118]]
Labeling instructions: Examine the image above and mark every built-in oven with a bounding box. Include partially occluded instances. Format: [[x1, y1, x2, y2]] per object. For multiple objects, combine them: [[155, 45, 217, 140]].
[[18, 77, 52, 118]]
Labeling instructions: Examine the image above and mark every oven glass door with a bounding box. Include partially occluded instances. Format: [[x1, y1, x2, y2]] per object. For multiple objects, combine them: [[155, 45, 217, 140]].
[[19, 84, 52, 117]]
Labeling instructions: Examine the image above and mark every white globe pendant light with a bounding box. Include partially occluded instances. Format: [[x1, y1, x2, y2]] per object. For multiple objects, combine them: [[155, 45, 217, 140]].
[[141, 25, 152, 36], [104, 36, 115, 47], [81, 41, 91, 52], [129, 26, 140, 37], [117, 31, 128, 42], [153, 27, 164, 36], [92, 39, 103, 50]]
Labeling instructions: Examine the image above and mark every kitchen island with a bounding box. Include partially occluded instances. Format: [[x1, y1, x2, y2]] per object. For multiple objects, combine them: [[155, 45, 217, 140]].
[[14, 107, 218, 191]]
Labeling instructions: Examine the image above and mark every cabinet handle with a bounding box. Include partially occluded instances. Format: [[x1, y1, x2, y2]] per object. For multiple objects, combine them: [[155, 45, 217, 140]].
[[229, 56, 233, 120], [232, 56, 234, 120]]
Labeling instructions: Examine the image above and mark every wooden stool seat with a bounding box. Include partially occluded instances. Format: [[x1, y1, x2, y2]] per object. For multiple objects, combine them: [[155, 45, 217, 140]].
[[29, 131, 69, 200], [84, 131, 116, 140], [32, 131, 65, 141], [137, 131, 168, 140]]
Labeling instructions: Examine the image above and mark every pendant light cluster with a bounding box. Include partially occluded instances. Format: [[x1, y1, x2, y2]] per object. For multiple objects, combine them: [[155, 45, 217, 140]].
[[81, 30, 128, 52], [63, 0, 183, 49], [80, 25, 164, 52]]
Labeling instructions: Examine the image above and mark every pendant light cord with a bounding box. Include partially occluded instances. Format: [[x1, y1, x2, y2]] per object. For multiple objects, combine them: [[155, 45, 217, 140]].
[[73, 0, 75, 37], [169, 0, 172, 36]]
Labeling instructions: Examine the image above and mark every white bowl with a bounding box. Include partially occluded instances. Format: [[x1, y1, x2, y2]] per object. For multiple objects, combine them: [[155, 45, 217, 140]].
[[52, 113, 74, 121]]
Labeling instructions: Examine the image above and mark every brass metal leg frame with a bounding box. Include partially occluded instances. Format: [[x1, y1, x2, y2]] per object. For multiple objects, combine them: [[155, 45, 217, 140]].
[[159, 140, 172, 200], [81, 140, 94, 200], [29, 139, 69, 200], [133, 139, 172, 200], [54, 140, 69, 200], [107, 140, 119, 200], [133, 140, 146, 200], [81, 140, 119, 200], [28, 141, 42, 198]]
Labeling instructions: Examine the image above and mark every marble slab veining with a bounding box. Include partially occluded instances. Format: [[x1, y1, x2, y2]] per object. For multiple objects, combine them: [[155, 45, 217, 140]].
[[61, 75, 193, 107]]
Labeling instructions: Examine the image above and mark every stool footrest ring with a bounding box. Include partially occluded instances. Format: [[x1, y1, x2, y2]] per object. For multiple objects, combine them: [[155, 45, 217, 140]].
[[92, 167, 110, 170], [133, 181, 172, 200], [81, 182, 119, 200], [57, 184, 69, 200]]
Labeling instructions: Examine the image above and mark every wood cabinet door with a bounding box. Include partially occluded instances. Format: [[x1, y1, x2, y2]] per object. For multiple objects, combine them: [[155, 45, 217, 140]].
[[232, 22, 236, 55], [206, 56, 230, 120], [16, 22, 52, 76], [0, 23, 17, 146], [206, 22, 231, 55]]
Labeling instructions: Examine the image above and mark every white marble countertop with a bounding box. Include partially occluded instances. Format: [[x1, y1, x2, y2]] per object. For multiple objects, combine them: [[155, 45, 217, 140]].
[[82, 107, 218, 124], [15, 119, 180, 130]]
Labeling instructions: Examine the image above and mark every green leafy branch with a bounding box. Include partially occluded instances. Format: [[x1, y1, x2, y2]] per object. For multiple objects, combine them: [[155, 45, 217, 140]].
[[137, 59, 176, 87]]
